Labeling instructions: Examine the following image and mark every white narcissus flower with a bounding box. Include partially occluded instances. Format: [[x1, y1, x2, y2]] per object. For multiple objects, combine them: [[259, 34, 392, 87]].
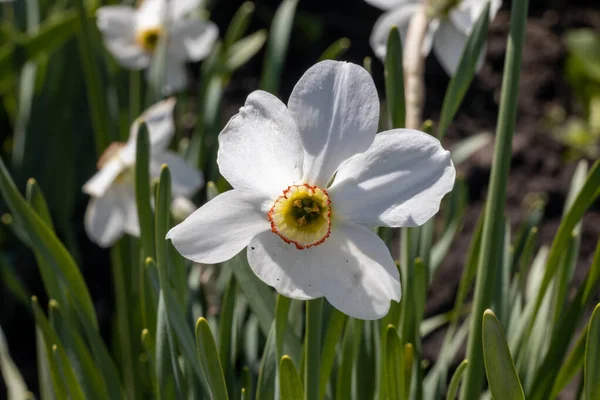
[[96, 0, 218, 93], [167, 60, 455, 320], [83, 99, 203, 248], [368, 0, 501, 75]]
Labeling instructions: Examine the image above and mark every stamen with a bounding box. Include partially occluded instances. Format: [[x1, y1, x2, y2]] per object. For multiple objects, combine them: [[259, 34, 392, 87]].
[[136, 27, 163, 53], [268, 184, 332, 249]]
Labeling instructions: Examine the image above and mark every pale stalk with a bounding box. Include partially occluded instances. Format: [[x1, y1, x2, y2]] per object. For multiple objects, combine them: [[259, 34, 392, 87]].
[[403, 6, 430, 130]]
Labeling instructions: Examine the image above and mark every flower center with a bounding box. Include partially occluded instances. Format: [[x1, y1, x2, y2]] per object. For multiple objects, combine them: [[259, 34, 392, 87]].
[[268, 184, 332, 250], [136, 27, 163, 53]]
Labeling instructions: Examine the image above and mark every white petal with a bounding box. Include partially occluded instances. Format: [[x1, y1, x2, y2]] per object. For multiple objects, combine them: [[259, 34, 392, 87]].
[[247, 222, 400, 319], [96, 6, 150, 69], [217, 90, 304, 197], [119, 185, 141, 237], [169, 19, 218, 61], [162, 59, 188, 94], [167, 189, 271, 264], [369, 4, 433, 60], [136, 0, 165, 31], [171, 0, 204, 20], [288, 60, 380, 187], [316, 222, 400, 319], [433, 21, 479, 76], [329, 129, 455, 228], [84, 186, 125, 247], [364, 0, 417, 11], [82, 158, 124, 197], [152, 151, 204, 197], [122, 98, 176, 163], [453, 0, 502, 32], [247, 231, 324, 300]]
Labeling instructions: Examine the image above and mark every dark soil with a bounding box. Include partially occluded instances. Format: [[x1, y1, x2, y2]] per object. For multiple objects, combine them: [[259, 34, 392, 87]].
[[2, 0, 600, 399]]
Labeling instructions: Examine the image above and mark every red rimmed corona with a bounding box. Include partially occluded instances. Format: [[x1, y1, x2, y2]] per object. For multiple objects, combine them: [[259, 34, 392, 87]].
[[268, 184, 332, 249]]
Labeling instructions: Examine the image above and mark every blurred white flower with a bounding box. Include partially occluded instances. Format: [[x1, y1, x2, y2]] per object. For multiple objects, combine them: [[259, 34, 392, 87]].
[[83, 99, 203, 248], [96, 0, 218, 92], [368, 0, 501, 75], [167, 60, 455, 320]]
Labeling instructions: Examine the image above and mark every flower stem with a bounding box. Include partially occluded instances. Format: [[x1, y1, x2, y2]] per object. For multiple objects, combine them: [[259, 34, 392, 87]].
[[403, 6, 430, 130], [304, 298, 323, 400]]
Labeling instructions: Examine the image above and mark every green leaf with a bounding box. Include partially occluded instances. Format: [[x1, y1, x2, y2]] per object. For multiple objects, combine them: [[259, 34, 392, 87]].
[[532, 160, 600, 329], [74, 0, 112, 154], [256, 323, 277, 400], [135, 123, 156, 259], [385, 325, 405, 400], [0, 156, 98, 328], [461, 0, 529, 396], [564, 29, 600, 82], [585, 304, 600, 400], [31, 297, 86, 400], [225, 30, 267, 73], [279, 356, 304, 400], [438, 2, 491, 139], [260, 0, 298, 93], [318, 38, 351, 61], [230, 253, 302, 361], [275, 295, 291, 361], [550, 325, 587, 398], [218, 276, 237, 378], [482, 310, 525, 400], [335, 318, 355, 400], [0, 11, 79, 76], [224, 1, 256, 48], [447, 360, 468, 400], [318, 308, 346, 399], [384, 26, 405, 129], [304, 298, 322, 400], [195, 318, 230, 400], [48, 300, 109, 400]]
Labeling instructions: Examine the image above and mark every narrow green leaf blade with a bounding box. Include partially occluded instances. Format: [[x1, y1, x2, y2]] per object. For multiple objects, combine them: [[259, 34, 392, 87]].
[[0, 156, 97, 328], [384, 26, 405, 129], [260, 0, 298, 93], [447, 360, 468, 400], [585, 304, 600, 400], [482, 310, 524, 400], [385, 325, 404, 400], [195, 318, 230, 400], [318, 38, 351, 61], [135, 123, 155, 259], [280, 356, 304, 400]]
